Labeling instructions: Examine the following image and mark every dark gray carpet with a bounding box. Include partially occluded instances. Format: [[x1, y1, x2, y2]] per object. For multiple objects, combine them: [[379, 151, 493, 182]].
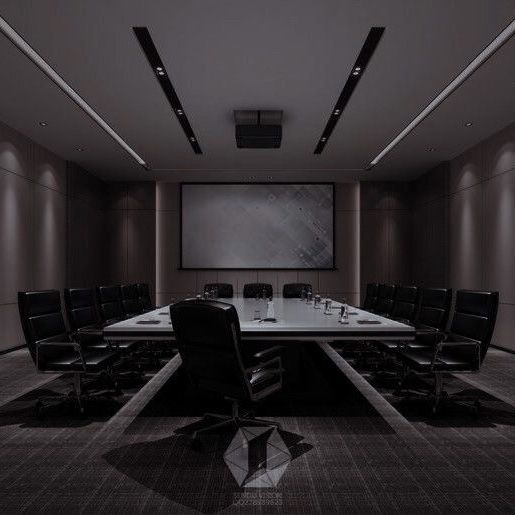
[[1, 346, 515, 513]]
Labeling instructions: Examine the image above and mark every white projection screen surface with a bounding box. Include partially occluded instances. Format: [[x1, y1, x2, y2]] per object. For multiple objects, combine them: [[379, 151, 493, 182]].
[[180, 183, 334, 269]]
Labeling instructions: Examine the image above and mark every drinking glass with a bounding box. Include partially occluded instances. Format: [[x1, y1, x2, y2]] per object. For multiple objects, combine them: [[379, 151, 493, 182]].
[[253, 310, 261, 321], [324, 298, 333, 314]]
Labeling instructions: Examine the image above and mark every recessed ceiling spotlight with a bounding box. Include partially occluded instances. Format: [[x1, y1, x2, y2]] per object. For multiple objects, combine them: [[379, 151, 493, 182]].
[[38, 121, 48, 127], [267, 176, 273, 180], [76, 147, 85, 152], [465, 121, 473, 127], [426, 147, 436, 152], [314, 27, 385, 154], [134, 26, 202, 155]]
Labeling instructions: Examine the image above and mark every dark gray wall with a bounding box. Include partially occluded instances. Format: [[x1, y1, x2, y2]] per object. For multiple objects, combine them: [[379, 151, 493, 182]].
[[359, 181, 412, 301], [103, 182, 156, 296], [411, 122, 515, 352], [0, 121, 109, 352], [3, 114, 514, 354], [155, 182, 360, 306]]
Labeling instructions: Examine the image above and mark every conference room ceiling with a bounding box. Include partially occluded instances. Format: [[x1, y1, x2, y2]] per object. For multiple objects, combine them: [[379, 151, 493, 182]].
[[0, 0, 514, 182]]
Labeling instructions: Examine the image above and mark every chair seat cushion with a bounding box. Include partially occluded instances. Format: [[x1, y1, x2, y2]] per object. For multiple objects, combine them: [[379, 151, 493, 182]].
[[115, 340, 141, 351], [45, 349, 118, 372], [373, 339, 400, 352], [398, 349, 475, 372], [78, 330, 140, 353]]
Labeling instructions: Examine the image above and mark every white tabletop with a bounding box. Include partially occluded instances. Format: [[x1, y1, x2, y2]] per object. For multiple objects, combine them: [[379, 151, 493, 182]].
[[103, 296, 414, 341]]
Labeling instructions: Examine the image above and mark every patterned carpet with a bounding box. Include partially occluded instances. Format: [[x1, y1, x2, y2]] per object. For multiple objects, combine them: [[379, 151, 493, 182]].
[[0, 345, 515, 513]]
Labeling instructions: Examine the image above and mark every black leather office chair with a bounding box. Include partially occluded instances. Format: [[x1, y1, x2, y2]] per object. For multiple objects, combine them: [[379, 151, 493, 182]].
[[65, 287, 140, 354], [204, 283, 234, 298], [372, 284, 397, 316], [389, 286, 420, 323], [397, 290, 498, 414], [282, 283, 312, 298], [243, 283, 273, 299], [375, 287, 452, 355], [18, 290, 119, 416], [372, 286, 419, 358], [96, 285, 126, 323], [170, 299, 283, 442], [361, 283, 379, 310], [121, 284, 144, 317], [136, 283, 154, 311]]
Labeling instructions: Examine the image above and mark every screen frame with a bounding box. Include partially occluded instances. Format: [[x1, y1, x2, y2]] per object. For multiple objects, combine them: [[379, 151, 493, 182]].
[[179, 182, 336, 270]]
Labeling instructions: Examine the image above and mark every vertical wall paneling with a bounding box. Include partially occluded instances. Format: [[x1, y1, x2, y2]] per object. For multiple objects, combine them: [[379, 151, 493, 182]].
[[411, 122, 515, 352]]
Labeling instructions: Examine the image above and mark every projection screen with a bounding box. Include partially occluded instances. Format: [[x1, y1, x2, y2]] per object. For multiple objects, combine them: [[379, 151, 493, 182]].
[[180, 183, 334, 269]]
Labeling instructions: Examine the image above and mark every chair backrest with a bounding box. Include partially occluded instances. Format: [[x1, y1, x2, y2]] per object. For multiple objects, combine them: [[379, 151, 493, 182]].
[[416, 288, 452, 331], [170, 299, 251, 400], [374, 284, 397, 315], [449, 290, 499, 363], [282, 283, 312, 298], [96, 285, 124, 322], [391, 286, 420, 322], [64, 288, 100, 331], [18, 290, 69, 364], [120, 284, 143, 316], [243, 283, 273, 299], [363, 282, 379, 310], [204, 283, 234, 298], [136, 283, 153, 310]]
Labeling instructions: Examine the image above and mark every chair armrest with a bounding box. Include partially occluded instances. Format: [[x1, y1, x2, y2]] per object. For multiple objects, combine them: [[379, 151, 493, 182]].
[[430, 337, 480, 371], [252, 345, 284, 360], [245, 355, 282, 375], [415, 325, 441, 335], [394, 318, 413, 326], [439, 339, 480, 348], [37, 340, 81, 350]]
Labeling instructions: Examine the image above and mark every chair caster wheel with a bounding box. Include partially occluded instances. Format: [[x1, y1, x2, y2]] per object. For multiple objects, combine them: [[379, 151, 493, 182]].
[[35, 401, 45, 419], [113, 381, 122, 395], [190, 438, 203, 451], [76, 400, 87, 416]]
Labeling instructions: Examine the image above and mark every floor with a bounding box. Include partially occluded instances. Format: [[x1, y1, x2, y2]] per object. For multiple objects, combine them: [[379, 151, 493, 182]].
[[0, 344, 515, 513]]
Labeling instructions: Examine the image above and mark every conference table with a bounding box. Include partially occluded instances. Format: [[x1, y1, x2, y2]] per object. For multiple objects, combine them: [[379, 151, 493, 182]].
[[103, 296, 415, 343]]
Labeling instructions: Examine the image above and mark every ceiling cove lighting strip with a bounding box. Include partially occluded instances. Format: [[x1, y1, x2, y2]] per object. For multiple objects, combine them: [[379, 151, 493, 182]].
[[368, 18, 515, 169], [0, 14, 149, 169], [133, 27, 202, 154], [314, 27, 385, 154]]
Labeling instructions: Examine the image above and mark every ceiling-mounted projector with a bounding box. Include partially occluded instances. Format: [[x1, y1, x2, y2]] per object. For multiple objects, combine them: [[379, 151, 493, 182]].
[[234, 110, 282, 148]]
